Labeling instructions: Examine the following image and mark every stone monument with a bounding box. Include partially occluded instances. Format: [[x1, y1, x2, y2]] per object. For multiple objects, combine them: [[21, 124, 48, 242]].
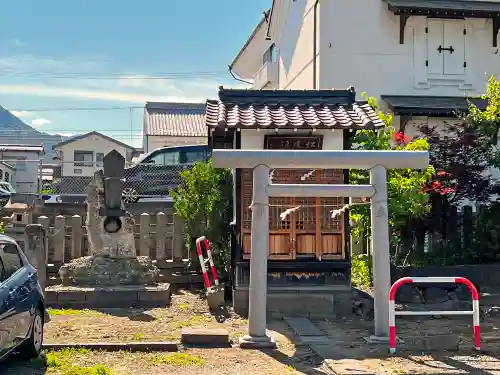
[[58, 150, 159, 286]]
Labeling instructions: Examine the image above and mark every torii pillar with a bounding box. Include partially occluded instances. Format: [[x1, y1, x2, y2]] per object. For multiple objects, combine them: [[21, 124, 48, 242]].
[[213, 149, 429, 348]]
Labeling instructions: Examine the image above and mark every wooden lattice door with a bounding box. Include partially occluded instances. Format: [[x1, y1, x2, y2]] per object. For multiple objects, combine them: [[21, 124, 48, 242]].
[[240, 168, 345, 260]]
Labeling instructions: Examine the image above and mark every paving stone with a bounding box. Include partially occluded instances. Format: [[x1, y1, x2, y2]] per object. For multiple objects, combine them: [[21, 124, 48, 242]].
[[181, 328, 230, 346], [284, 316, 324, 337]]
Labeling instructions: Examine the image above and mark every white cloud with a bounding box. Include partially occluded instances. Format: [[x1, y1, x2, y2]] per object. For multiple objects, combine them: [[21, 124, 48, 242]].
[[11, 110, 33, 118], [31, 118, 51, 127], [8, 39, 25, 47], [0, 55, 249, 104]]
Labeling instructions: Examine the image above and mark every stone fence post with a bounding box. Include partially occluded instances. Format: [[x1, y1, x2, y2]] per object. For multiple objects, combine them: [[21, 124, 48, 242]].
[[53, 215, 65, 264], [71, 214, 83, 259], [155, 212, 167, 261], [139, 213, 150, 257], [173, 214, 185, 262], [24, 224, 47, 291]]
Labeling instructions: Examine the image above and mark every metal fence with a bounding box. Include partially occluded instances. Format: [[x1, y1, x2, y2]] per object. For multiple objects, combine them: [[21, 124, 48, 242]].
[[35, 160, 195, 200]]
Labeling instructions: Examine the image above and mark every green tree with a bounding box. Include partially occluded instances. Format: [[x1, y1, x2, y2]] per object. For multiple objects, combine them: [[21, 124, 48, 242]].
[[171, 159, 233, 279], [349, 94, 435, 256]]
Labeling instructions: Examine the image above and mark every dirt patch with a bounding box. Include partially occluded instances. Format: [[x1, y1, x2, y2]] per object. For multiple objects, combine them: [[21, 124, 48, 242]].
[[44, 289, 249, 343], [1, 346, 331, 374]]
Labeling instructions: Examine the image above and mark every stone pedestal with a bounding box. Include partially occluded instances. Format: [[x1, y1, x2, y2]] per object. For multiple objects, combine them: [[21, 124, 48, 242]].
[[59, 255, 159, 286], [58, 167, 160, 288]]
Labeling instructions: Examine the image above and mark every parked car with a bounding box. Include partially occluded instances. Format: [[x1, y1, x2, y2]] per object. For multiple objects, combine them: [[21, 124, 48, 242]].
[[0, 234, 49, 361], [122, 144, 210, 203]]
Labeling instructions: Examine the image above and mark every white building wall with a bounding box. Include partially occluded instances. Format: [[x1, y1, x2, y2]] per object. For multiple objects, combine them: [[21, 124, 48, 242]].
[[276, 0, 319, 89], [0, 151, 41, 194], [57, 134, 131, 177], [316, 0, 500, 98]]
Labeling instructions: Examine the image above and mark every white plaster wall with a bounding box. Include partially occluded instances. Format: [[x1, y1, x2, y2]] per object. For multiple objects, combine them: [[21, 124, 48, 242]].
[[0, 151, 41, 193], [57, 134, 132, 177], [316, 0, 500, 98], [276, 0, 319, 89], [241, 129, 343, 150]]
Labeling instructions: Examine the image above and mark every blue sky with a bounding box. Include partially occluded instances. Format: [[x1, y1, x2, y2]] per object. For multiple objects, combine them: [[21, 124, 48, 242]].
[[0, 0, 269, 147]]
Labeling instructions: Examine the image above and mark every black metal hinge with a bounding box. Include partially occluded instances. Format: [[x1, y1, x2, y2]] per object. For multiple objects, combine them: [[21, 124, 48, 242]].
[[464, 61, 467, 68], [425, 27, 428, 33], [426, 60, 428, 67], [464, 28, 467, 35]]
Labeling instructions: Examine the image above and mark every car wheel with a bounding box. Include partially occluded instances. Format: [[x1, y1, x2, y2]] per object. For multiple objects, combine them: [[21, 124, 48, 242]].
[[18, 309, 44, 359], [122, 188, 139, 203]]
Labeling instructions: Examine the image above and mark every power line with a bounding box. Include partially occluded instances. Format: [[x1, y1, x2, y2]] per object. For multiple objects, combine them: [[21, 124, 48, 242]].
[[7, 105, 145, 112], [0, 69, 230, 80]]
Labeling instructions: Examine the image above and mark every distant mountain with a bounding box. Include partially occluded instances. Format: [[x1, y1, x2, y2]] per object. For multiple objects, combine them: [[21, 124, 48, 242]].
[[0, 106, 70, 163]]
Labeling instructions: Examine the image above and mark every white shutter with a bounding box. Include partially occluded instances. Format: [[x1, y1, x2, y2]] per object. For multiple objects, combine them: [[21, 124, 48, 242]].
[[427, 20, 444, 75], [443, 20, 466, 75]]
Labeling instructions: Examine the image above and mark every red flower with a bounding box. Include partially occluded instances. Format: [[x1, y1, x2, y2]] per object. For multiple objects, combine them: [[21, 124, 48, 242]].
[[392, 132, 410, 145], [437, 171, 448, 176]]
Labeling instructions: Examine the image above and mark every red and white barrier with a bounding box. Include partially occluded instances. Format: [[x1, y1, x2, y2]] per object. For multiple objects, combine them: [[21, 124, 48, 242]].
[[195, 236, 219, 289], [389, 276, 480, 354]]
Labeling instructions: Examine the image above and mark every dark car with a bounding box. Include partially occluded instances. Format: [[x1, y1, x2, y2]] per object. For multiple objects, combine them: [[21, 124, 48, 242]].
[[0, 234, 49, 361], [122, 144, 210, 203]]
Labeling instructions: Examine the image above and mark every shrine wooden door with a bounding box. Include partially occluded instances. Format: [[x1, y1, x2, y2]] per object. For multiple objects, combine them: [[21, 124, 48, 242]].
[[240, 135, 345, 261]]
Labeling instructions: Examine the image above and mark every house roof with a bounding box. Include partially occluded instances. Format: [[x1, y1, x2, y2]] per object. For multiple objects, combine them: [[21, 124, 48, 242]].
[[382, 95, 488, 116], [0, 144, 44, 153], [144, 102, 207, 137], [230, 9, 271, 70], [382, 0, 500, 15], [205, 87, 385, 130], [52, 131, 135, 150]]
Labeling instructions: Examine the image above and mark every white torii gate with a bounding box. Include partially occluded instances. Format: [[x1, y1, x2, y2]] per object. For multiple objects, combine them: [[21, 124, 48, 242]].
[[212, 149, 429, 348]]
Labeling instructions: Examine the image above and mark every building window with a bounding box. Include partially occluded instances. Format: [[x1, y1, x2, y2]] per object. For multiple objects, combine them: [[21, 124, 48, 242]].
[[5, 172, 9, 182], [96, 153, 104, 167], [427, 19, 466, 76], [6, 156, 26, 171], [73, 169, 83, 174], [74, 151, 93, 167], [263, 43, 277, 64]]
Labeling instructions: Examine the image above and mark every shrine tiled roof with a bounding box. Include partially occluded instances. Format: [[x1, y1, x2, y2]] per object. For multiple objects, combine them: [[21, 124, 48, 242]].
[[205, 87, 385, 130]]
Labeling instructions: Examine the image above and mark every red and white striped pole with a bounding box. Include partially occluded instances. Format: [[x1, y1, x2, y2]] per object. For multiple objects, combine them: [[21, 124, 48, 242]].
[[389, 276, 480, 354], [195, 236, 219, 289]]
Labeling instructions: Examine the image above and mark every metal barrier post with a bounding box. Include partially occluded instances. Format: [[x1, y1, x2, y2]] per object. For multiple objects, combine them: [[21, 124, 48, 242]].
[[389, 276, 480, 354], [195, 236, 219, 289]]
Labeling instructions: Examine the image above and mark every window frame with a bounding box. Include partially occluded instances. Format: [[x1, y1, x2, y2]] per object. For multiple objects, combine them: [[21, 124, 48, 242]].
[[0, 243, 24, 281], [74, 150, 94, 167], [96, 152, 105, 167]]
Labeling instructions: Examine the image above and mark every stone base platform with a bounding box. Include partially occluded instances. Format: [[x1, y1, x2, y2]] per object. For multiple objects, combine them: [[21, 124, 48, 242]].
[[233, 285, 363, 318], [45, 283, 171, 309]]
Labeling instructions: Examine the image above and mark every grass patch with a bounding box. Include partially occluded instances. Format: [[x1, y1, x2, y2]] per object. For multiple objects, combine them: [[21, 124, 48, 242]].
[[42, 348, 111, 375], [177, 303, 190, 311], [172, 315, 211, 329], [134, 333, 145, 341], [47, 308, 103, 317], [148, 353, 205, 367]]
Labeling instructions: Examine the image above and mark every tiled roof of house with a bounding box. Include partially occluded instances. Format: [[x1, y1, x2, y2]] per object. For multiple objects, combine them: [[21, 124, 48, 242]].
[[205, 87, 385, 130], [144, 102, 207, 137]]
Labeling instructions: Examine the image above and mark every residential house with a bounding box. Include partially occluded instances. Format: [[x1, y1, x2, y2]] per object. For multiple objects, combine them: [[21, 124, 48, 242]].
[[143, 102, 207, 153], [0, 162, 16, 185], [206, 87, 385, 315], [229, 9, 277, 89], [52, 131, 137, 177], [0, 144, 44, 194], [233, 0, 500, 138]]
